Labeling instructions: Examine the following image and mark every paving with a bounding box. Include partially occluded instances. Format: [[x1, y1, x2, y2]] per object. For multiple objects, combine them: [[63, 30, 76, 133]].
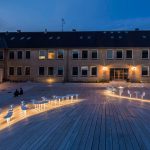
[[0, 82, 150, 150]]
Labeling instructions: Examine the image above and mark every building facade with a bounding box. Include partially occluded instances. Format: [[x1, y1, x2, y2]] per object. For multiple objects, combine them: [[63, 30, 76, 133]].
[[0, 31, 150, 83]]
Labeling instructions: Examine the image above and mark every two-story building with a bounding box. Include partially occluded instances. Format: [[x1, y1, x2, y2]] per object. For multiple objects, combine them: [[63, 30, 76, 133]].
[[0, 30, 150, 83]]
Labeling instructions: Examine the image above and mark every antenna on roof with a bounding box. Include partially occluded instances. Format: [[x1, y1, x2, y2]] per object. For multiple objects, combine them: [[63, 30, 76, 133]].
[[61, 18, 65, 32]]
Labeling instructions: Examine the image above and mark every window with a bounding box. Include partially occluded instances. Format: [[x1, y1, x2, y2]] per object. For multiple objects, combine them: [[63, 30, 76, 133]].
[[25, 67, 30, 75], [142, 50, 149, 59], [72, 67, 78, 76], [39, 50, 46, 59], [9, 51, 14, 59], [57, 50, 64, 59], [72, 50, 79, 59], [57, 67, 63, 76], [17, 51, 22, 59], [91, 66, 97, 76], [39, 67, 45, 75], [0, 50, 3, 60], [48, 50, 55, 59], [26, 51, 30, 59], [9, 67, 14, 75], [107, 50, 113, 59], [142, 66, 149, 76], [92, 50, 98, 59], [82, 50, 88, 59], [116, 50, 123, 59], [81, 66, 88, 76], [48, 67, 54, 75], [17, 67, 22, 75], [126, 50, 132, 59]]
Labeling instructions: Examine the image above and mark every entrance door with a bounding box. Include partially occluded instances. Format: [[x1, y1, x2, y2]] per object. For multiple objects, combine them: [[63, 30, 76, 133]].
[[110, 68, 128, 80]]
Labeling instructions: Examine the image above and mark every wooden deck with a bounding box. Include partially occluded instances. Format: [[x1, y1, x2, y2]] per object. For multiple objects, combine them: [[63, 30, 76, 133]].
[[0, 83, 150, 150]]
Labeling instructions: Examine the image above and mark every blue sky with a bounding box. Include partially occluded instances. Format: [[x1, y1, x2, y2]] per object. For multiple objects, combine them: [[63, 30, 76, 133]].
[[0, 0, 150, 31]]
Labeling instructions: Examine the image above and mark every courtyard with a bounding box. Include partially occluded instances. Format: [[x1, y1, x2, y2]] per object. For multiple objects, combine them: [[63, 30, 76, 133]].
[[0, 82, 150, 150]]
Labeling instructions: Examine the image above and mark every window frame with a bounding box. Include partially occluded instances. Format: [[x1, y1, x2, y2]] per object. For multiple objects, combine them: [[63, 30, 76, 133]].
[[25, 66, 31, 75], [82, 50, 88, 59], [72, 50, 79, 59], [106, 50, 114, 59], [8, 67, 15, 76], [57, 66, 64, 76], [90, 66, 97, 76], [141, 49, 149, 59], [17, 67, 22, 75], [57, 50, 64, 59], [72, 66, 79, 76], [91, 50, 98, 59], [39, 50, 46, 60], [17, 51, 23, 59], [141, 66, 149, 76], [116, 49, 123, 59], [9, 51, 15, 59], [48, 50, 55, 59], [81, 66, 88, 76], [25, 51, 31, 59], [47, 67, 54, 76], [39, 67, 45, 76], [125, 49, 133, 59]]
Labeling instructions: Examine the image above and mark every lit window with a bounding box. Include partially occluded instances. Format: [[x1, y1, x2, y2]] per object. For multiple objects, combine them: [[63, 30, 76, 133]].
[[48, 67, 54, 75], [9, 51, 14, 59], [17, 67, 22, 75], [17, 51, 22, 59], [25, 67, 30, 75], [72, 67, 78, 76], [91, 66, 97, 76], [39, 67, 45, 75], [57, 50, 64, 59], [116, 50, 123, 59], [39, 50, 46, 59], [72, 50, 79, 59], [92, 50, 98, 59], [126, 50, 132, 59], [81, 66, 88, 76], [9, 67, 14, 75], [48, 50, 55, 59], [0, 51, 4, 60], [142, 66, 149, 76], [82, 50, 88, 59], [107, 50, 113, 59], [57, 67, 63, 76], [142, 50, 149, 59]]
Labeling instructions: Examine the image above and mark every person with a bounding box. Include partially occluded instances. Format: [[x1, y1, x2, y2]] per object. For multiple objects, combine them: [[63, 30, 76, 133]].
[[19, 88, 23, 95], [14, 89, 19, 97]]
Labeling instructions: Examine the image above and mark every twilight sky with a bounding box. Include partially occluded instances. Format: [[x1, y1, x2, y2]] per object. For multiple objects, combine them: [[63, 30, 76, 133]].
[[0, 0, 150, 31]]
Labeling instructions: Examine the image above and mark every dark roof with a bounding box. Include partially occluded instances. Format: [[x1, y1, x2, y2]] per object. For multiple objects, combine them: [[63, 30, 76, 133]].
[[1, 31, 150, 48]]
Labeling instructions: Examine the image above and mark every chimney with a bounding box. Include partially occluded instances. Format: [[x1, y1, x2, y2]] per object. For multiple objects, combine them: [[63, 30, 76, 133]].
[[17, 30, 21, 33], [135, 28, 140, 31], [44, 29, 47, 34], [72, 29, 77, 32]]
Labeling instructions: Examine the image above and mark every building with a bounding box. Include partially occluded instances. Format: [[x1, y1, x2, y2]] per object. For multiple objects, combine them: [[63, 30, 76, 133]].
[[0, 30, 150, 83]]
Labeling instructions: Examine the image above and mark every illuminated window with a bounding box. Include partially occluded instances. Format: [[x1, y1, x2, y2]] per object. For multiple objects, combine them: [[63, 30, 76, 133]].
[[48, 50, 55, 59], [81, 66, 88, 76], [142, 66, 149, 76], [57, 50, 64, 59], [39, 50, 46, 60]]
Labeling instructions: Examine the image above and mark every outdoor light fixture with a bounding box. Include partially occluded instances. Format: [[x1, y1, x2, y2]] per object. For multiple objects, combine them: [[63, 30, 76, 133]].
[[132, 66, 136, 71], [102, 66, 107, 71]]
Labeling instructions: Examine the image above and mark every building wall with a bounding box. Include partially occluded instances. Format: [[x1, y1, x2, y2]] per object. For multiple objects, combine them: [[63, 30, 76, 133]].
[[4, 48, 150, 83]]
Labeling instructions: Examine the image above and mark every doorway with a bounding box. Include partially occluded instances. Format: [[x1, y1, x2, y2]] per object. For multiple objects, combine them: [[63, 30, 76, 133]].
[[110, 68, 129, 80]]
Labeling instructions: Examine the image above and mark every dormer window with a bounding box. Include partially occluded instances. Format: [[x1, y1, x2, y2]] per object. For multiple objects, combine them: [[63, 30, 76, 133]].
[[20, 37, 25, 40], [27, 37, 31, 40], [57, 36, 61, 40], [10, 37, 15, 40], [80, 36, 83, 39], [49, 36, 53, 40]]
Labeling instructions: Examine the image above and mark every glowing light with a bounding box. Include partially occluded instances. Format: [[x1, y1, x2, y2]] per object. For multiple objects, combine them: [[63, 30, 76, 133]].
[[102, 66, 107, 71], [132, 66, 136, 71]]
